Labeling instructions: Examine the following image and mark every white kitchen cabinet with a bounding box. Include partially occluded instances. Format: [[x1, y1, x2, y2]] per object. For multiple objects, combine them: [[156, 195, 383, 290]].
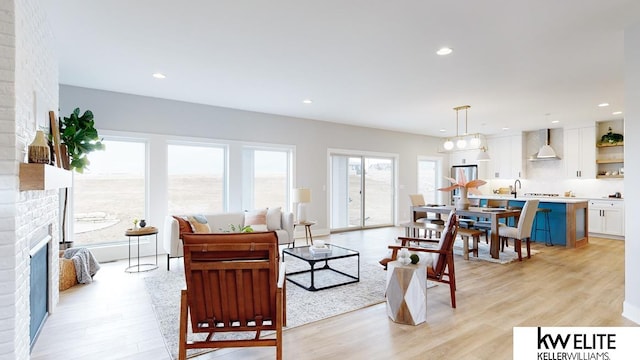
[[449, 150, 477, 166], [565, 126, 596, 179], [510, 134, 525, 179], [486, 134, 524, 179], [588, 199, 624, 237]]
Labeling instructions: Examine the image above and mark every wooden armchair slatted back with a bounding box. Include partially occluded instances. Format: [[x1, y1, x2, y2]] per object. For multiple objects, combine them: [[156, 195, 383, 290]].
[[179, 231, 284, 360]]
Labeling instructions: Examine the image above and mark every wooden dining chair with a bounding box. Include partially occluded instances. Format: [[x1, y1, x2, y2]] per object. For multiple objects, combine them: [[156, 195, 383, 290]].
[[409, 194, 444, 238], [498, 199, 539, 261], [381, 210, 459, 308], [179, 232, 286, 360]]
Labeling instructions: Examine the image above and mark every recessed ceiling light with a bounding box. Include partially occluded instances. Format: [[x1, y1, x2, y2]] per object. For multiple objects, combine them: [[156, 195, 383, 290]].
[[598, 102, 609, 107], [551, 120, 560, 124], [439, 129, 446, 132], [152, 73, 166, 79], [612, 111, 622, 115], [302, 99, 313, 104], [502, 127, 510, 131], [436, 47, 453, 56]]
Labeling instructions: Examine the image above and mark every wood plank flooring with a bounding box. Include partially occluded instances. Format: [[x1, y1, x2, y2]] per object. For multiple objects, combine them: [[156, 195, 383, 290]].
[[30, 228, 635, 360]]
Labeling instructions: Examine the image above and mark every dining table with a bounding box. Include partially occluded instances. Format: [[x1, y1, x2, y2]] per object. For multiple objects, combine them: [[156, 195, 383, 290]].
[[411, 205, 521, 259]]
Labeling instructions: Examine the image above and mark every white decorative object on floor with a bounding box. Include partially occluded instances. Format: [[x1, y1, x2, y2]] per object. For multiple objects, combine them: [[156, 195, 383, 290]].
[[385, 260, 427, 325]]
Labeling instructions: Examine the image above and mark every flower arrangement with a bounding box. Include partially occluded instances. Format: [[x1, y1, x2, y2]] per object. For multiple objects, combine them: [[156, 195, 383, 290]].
[[219, 224, 254, 233], [438, 168, 487, 210]]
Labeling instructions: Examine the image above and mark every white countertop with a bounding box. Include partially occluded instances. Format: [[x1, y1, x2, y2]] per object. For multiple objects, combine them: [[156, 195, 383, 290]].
[[470, 194, 617, 204]]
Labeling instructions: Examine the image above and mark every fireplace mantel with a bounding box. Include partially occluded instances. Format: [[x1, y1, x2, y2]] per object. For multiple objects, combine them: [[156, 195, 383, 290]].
[[19, 163, 72, 191]]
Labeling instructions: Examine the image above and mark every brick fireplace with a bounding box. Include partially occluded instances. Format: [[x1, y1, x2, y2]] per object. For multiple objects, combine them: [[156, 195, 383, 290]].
[[0, 0, 61, 358]]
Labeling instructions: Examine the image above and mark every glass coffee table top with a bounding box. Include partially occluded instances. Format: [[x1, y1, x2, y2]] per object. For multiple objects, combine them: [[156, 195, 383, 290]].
[[283, 244, 358, 260]]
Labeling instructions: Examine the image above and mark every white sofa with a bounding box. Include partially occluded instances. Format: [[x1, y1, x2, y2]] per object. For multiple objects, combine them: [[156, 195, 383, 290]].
[[164, 210, 294, 270]]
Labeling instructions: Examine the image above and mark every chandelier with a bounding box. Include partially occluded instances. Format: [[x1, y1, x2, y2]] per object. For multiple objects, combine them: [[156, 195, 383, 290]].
[[440, 105, 489, 161]]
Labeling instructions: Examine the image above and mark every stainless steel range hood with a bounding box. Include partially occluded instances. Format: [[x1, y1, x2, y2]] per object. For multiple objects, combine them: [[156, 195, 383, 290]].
[[529, 129, 561, 161]]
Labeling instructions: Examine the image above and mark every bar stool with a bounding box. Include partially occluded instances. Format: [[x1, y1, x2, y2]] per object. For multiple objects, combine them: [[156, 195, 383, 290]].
[[533, 207, 552, 246]]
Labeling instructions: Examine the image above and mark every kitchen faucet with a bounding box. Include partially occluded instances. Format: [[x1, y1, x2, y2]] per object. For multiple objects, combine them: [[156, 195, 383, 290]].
[[512, 179, 522, 198]]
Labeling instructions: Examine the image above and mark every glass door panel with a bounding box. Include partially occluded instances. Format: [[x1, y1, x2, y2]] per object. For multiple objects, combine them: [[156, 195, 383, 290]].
[[330, 154, 395, 230], [348, 157, 363, 228], [363, 158, 393, 226]]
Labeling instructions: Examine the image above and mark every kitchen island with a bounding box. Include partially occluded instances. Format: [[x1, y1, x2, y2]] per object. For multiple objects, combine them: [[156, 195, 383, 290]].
[[472, 195, 588, 248]]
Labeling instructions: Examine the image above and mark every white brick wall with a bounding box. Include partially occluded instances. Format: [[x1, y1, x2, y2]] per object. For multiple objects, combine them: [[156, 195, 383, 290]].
[[0, 0, 60, 358], [0, 0, 18, 357]]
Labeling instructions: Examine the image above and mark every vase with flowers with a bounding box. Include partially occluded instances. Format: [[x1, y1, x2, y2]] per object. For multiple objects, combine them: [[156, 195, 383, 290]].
[[438, 168, 487, 210]]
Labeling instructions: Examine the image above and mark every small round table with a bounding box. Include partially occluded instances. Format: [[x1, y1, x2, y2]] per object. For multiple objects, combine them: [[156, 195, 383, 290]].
[[125, 226, 158, 273], [294, 220, 317, 246]]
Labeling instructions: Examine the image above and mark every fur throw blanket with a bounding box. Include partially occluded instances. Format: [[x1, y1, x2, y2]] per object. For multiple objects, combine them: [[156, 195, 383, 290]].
[[63, 248, 101, 284]]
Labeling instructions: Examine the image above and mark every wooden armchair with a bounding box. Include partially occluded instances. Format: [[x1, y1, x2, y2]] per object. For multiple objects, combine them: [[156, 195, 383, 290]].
[[381, 210, 459, 308], [179, 232, 285, 360]]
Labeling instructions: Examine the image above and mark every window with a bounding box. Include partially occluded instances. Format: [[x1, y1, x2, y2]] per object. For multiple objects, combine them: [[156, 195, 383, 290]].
[[242, 148, 292, 210], [73, 139, 146, 246], [168, 144, 226, 214]]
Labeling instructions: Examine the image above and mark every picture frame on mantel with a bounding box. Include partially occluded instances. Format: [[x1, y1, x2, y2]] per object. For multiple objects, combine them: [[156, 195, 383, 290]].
[[49, 111, 62, 168]]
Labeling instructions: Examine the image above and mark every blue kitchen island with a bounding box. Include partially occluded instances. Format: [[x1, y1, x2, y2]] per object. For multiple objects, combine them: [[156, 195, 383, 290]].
[[474, 196, 589, 248]]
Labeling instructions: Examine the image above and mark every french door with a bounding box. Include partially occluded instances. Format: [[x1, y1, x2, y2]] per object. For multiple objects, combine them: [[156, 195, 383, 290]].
[[330, 153, 395, 230]]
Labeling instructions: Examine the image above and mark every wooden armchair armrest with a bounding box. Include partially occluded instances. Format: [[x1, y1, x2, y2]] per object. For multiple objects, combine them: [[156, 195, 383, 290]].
[[388, 244, 448, 256], [277, 262, 286, 288], [397, 236, 439, 246]]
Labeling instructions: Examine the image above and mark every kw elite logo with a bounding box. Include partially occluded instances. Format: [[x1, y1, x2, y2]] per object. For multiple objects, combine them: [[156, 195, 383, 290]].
[[513, 327, 638, 360], [536, 327, 614, 360]]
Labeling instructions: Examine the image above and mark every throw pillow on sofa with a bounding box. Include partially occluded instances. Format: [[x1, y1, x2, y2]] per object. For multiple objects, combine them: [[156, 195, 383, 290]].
[[173, 216, 193, 238], [266, 207, 282, 230], [187, 215, 211, 233], [245, 208, 268, 232]]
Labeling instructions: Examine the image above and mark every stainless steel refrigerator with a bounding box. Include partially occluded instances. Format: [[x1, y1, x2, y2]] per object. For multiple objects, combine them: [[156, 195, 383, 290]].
[[450, 165, 478, 205]]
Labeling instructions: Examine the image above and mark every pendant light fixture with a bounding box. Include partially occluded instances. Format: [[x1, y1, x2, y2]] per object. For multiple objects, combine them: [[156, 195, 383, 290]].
[[440, 105, 486, 153], [477, 146, 491, 161], [455, 105, 469, 149]]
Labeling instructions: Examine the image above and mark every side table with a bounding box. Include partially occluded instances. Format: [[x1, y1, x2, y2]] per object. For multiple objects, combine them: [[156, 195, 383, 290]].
[[385, 260, 427, 325], [125, 226, 159, 273], [293, 221, 316, 246]]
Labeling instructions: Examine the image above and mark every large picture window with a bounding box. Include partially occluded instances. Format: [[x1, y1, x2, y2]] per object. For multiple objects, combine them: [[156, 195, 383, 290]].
[[73, 139, 146, 246], [168, 144, 226, 214], [242, 148, 292, 211]]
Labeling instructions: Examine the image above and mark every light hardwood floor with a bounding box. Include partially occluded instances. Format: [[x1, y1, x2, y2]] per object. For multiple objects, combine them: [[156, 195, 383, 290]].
[[30, 228, 635, 360]]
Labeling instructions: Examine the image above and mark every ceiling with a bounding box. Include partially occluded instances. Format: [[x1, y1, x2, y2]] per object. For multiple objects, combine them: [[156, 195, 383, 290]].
[[42, 1, 640, 137]]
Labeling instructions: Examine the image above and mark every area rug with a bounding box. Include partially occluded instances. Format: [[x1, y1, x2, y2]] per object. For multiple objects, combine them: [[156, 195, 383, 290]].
[[144, 257, 388, 359], [453, 238, 540, 264]]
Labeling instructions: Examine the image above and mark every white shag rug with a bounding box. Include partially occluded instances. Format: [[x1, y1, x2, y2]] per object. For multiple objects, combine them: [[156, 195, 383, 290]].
[[144, 257, 388, 359]]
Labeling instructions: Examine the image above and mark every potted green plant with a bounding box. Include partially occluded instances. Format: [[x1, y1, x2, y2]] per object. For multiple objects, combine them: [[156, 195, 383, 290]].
[[58, 108, 105, 249], [59, 108, 105, 172]]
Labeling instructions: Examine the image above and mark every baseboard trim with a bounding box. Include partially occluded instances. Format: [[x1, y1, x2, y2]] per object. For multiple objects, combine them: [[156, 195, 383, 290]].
[[622, 301, 640, 324]]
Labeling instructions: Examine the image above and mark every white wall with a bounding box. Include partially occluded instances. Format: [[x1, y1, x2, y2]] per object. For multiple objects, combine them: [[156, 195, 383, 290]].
[[623, 22, 640, 324], [58, 85, 445, 237]]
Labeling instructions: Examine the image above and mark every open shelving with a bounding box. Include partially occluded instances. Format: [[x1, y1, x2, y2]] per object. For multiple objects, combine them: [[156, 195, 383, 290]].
[[596, 120, 624, 179]]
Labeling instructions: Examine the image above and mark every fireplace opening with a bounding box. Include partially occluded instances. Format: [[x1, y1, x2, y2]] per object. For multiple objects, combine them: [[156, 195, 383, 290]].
[[29, 232, 51, 350]]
